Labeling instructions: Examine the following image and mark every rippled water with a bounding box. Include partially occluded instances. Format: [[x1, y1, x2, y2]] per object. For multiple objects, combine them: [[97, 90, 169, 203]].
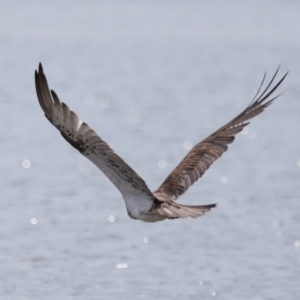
[[1, 1, 300, 299]]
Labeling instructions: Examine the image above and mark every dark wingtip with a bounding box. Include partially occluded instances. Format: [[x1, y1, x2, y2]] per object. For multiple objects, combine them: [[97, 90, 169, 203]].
[[35, 62, 43, 76], [282, 71, 289, 81], [38, 62, 43, 73], [51, 89, 59, 100], [203, 203, 217, 209]]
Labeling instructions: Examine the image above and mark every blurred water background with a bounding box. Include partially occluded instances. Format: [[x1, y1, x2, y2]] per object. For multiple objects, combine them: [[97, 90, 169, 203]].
[[0, 1, 300, 299]]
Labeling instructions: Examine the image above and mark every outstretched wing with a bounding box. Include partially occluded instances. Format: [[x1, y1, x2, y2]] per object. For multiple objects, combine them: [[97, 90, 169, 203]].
[[35, 63, 152, 198], [153, 68, 288, 201]]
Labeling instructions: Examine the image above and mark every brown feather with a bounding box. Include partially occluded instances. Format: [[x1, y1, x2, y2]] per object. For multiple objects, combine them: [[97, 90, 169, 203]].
[[153, 68, 288, 201]]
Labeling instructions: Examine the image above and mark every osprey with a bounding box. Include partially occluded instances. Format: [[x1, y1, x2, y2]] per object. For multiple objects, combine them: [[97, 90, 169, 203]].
[[35, 64, 287, 222]]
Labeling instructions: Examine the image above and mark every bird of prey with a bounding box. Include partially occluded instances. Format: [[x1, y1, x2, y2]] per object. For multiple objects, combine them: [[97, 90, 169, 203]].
[[35, 63, 287, 222]]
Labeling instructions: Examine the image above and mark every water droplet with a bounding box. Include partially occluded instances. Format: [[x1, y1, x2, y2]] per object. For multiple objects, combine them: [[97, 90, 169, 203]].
[[183, 140, 193, 150], [212, 291, 217, 296], [220, 175, 228, 184], [143, 237, 149, 243], [22, 159, 31, 168], [31, 218, 38, 225], [84, 95, 95, 106], [99, 98, 110, 109], [296, 158, 300, 167], [295, 240, 300, 248], [158, 160, 166, 169], [199, 280, 204, 285], [108, 215, 115, 222], [272, 220, 279, 227], [116, 263, 128, 269]]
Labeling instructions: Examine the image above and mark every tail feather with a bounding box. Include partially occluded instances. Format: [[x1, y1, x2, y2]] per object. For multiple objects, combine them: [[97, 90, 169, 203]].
[[151, 201, 216, 219]]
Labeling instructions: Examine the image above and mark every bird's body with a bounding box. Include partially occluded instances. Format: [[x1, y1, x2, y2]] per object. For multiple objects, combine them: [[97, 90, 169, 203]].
[[35, 64, 287, 222]]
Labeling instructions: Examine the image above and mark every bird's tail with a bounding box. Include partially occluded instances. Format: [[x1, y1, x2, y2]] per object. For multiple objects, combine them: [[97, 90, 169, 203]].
[[152, 201, 216, 219]]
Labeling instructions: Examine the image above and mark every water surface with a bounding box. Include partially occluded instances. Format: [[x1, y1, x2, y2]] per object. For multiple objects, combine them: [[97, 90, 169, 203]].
[[0, 1, 300, 299]]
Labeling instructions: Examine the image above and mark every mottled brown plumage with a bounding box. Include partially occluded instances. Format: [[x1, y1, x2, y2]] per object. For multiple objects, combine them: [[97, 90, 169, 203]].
[[35, 63, 287, 222], [153, 68, 287, 202]]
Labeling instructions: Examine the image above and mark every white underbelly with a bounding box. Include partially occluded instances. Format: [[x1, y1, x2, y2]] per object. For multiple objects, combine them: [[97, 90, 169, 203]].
[[123, 194, 153, 218], [123, 194, 166, 222]]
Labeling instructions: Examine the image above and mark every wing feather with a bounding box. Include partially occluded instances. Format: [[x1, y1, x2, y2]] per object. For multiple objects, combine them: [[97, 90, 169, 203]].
[[153, 67, 288, 201], [35, 63, 152, 199]]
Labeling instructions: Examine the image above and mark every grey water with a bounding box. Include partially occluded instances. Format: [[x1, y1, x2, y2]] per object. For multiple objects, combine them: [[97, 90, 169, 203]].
[[0, 1, 300, 299]]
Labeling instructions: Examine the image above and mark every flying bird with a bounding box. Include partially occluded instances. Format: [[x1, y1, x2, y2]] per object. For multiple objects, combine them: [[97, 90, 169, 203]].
[[35, 63, 287, 222]]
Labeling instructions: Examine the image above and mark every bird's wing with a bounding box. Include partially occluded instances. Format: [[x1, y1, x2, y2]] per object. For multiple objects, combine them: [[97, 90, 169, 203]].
[[35, 63, 153, 199], [153, 67, 288, 201]]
